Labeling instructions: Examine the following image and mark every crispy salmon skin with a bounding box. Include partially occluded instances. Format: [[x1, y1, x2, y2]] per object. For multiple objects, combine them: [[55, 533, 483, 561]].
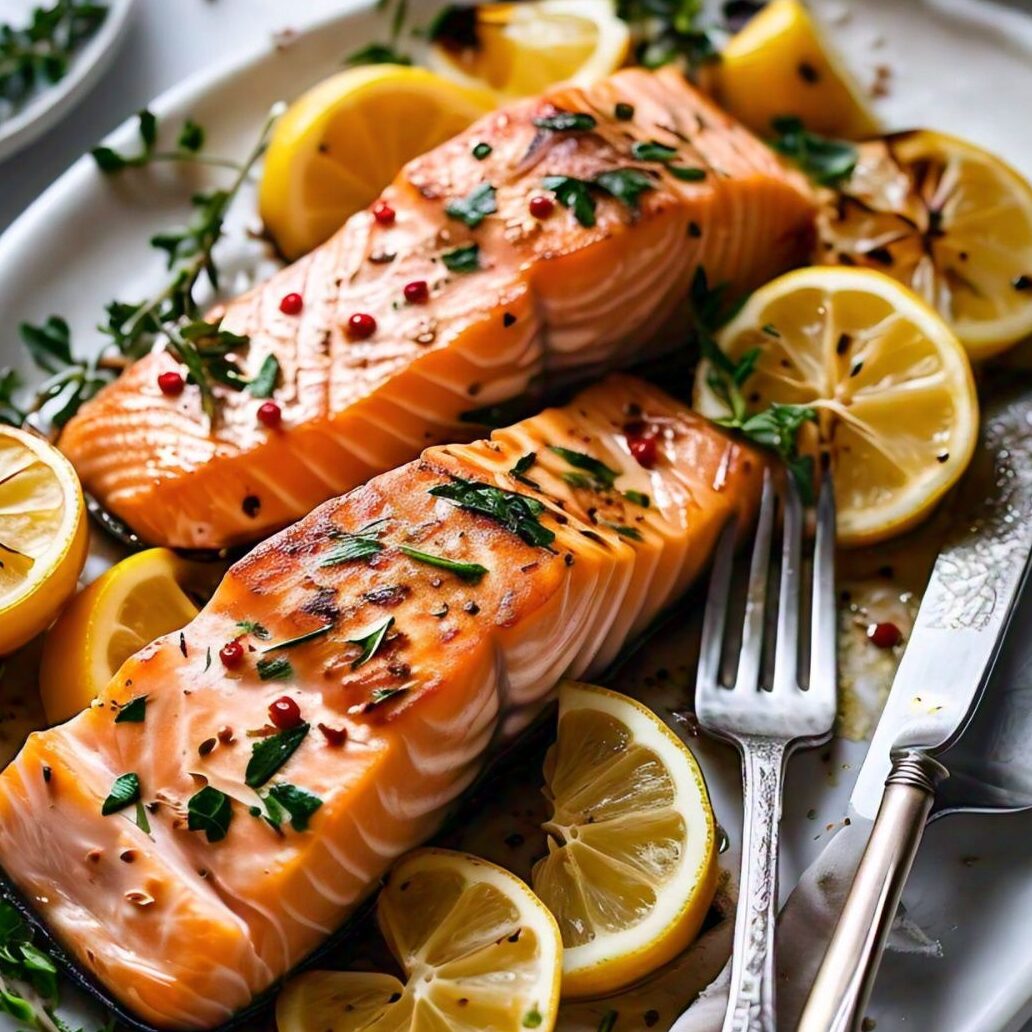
[[0, 376, 762, 1028], [59, 67, 811, 548]]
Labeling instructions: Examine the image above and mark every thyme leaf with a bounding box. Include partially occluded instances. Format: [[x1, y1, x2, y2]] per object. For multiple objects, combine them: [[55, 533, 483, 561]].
[[347, 616, 394, 670], [399, 546, 488, 583]]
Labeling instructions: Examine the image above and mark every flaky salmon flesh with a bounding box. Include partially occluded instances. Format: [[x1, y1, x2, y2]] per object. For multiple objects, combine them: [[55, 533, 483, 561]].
[[59, 66, 812, 549], [0, 376, 762, 1029]]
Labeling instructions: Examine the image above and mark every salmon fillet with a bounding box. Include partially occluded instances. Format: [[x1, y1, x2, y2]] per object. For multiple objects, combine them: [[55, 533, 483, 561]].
[[59, 67, 811, 549], [0, 376, 762, 1028]]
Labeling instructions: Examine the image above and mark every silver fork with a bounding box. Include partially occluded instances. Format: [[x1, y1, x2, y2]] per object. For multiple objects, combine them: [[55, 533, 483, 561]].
[[695, 468, 837, 1032]]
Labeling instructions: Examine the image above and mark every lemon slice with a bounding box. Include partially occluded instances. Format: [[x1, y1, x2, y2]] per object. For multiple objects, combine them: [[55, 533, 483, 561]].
[[260, 65, 494, 260], [531, 680, 718, 997], [0, 427, 88, 657], [277, 848, 562, 1032], [38, 548, 209, 723], [817, 130, 1032, 358], [715, 0, 878, 139], [693, 267, 979, 546], [427, 0, 629, 98]]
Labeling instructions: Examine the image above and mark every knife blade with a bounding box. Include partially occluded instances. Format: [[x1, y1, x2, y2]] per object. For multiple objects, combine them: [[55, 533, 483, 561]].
[[799, 385, 1032, 1032]]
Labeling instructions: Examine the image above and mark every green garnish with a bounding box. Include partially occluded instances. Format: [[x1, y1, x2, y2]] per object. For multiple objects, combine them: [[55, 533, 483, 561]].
[[605, 522, 643, 541], [91, 108, 220, 173], [523, 1007, 543, 1028], [597, 1010, 618, 1032], [509, 452, 539, 487], [245, 723, 310, 788], [769, 116, 857, 186], [347, 616, 394, 670], [369, 686, 409, 707], [345, 42, 412, 66], [237, 619, 270, 640], [533, 111, 597, 132], [670, 165, 707, 182], [399, 546, 488, 584], [263, 624, 334, 652], [134, 799, 151, 835], [442, 244, 481, 273], [0, 899, 65, 1023], [593, 169, 654, 212], [631, 140, 678, 162], [256, 656, 293, 682], [247, 354, 280, 398], [623, 490, 651, 507], [114, 695, 147, 723], [430, 477, 555, 549], [542, 176, 597, 228], [543, 170, 655, 227], [101, 772, 140, 816], [261, 783, 323, 832], [445, 183, 497, 228], [320, 524, 386, 566], [187, 785, 233, 842], [472, 141, 492, 160], [616, 0, 718, 70], [548, 446, 618, 491], [614, 102, 635, 121]]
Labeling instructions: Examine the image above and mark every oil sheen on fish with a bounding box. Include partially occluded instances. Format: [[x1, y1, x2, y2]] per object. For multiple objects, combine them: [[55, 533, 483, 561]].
[[0, 376, 762, 1028], [59, 67, 811, 549]]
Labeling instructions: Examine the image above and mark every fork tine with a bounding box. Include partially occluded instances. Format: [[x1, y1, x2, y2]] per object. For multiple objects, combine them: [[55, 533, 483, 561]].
[[698, 515, 738, 690], [771, 474, 803, 694], [735, 467, 776, 692], [808, 472, 837, 702]]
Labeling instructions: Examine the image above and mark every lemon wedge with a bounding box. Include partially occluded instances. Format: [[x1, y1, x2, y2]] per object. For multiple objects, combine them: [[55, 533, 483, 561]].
[[693, 267, 979, 546], [260, 65, 494, 260], [427, 0, 629, 98], [277, 848, 562, 1032], [817, 130, 1032, 358], [531, 680, 718, 998], [716, 0, 878, 139], [38, 548, 210, 723], [0, 427, 88, 657]]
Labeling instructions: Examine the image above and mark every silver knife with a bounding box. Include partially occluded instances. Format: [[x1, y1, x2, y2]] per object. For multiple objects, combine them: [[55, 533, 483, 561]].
[[798, 386, 1032, 1032]]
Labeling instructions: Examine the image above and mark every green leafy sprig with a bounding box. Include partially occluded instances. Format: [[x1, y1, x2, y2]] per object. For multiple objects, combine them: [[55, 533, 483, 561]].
[[769, 116, 858, 186], [616, 0, 719, 72]]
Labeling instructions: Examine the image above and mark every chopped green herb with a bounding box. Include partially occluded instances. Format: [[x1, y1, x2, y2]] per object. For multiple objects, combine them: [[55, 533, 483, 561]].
[[442, 244, 481, 273], [542, 175, 596, 228], [533, 111, 597, 132], [257, 656, 293, 682], [399, 546, 488, 583], [263, 624, 334, 652], [593, 169, 654, 212], [245, 723, 310, 788], [236, 619, 270, 639], [549, 445, 618, 490], [762, 323, 781, 337], [670, 165, 707, 181], [187, 785, 233, 842], [369, 686, 409, 707], [204, 646, 212, 672], [321, 527, 385, 566], [345, 41, 412, 66], [264, 783, 323, 832], [0, 899, 64, 1021], [472, 141, 492, 160], [523, 1007, 543, 1028], [248, 354, 280, 398], [114, 695, 148, 723], [562, 472, 593, 490], [605, 522, 644, 541], [0, 368, 24, 427], [134, 799, 151, 835], [509, 451, 539, 488], [445, 183, 497, 228], [614, 102, 635, 121], [102, 772, 140, 816], [631, 140, 678, 162], [617, 0, 718, 70], [769, 116, 857, 186], [430, 477, 555, 549], [347, 616, 395, 669], [623, 490, 651, 507]]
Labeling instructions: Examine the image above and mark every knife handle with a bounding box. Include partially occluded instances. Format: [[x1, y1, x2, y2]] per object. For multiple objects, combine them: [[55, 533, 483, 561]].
[[796, 749, 947, 1032]]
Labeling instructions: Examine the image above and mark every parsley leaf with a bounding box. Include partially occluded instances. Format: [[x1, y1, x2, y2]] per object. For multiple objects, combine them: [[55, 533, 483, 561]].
[[246, 723, 310, 788], [533, 111, 597, 132], [248, 354, 280, 398], [472, 141, 492, 160], [102, 772, 140, 815], [593, 169, 654, 211], [442, 244, 481, 273], [624, 490, 650, 507], [542, 175, 596, 228], [347, 616, 394, 669], [670, 165, 707, 181], [430, 477, 555, 549], [769, 116, 857, 186], [187, 785, 233, 842], [631, 140, 678, 162], [445, 183, 497, 228], [114, 695, 148, 723], [548, 446, 619, 490], [399, 546, 488, 583], [264, 783, 323, 832]]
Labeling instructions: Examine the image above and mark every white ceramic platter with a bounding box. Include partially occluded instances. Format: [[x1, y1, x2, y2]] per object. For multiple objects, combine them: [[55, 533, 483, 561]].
[[0, 0, 137, 164], [0, 1, 1031, 1030]]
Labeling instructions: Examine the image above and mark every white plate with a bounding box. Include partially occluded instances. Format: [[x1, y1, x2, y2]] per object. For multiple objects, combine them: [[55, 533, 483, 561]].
[[0, 0, 137, 164], [1, 1, 1031, 1030]]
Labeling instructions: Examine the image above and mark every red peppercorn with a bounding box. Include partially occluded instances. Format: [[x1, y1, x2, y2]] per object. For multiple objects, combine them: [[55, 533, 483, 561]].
[[627, 432, 658, 469], [219, 641, 244, 669], [257, 401, 282, 428], [348, 312, 377, 339], [867, 622, 903, 649], [269, 696, 303, 729], [529, 195, 554, 219], [372, 200, 395, 226], [279, 292, 303, 315], [318, 722, 348, 747], [157, 371, 184, 397], [404, 280, 429, 304]]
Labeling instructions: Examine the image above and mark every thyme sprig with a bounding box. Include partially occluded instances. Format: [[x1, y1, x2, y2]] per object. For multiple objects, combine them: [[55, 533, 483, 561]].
[[0, 0, 107, 121]]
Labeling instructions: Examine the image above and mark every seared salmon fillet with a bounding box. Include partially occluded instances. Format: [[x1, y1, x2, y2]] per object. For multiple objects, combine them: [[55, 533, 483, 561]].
[[59, 67, 811, 549], [0, 376, 762, 1028]]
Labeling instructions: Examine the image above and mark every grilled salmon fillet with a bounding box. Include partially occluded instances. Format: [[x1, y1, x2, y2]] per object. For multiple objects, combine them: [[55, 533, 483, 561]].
[[0, 376, 762, 1028], [59, 67, 811, 549]]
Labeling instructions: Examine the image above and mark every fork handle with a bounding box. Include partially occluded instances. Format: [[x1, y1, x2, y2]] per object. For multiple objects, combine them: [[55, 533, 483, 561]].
[[722, 736, 789, 1032], [797, 749, 948, 1032]]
